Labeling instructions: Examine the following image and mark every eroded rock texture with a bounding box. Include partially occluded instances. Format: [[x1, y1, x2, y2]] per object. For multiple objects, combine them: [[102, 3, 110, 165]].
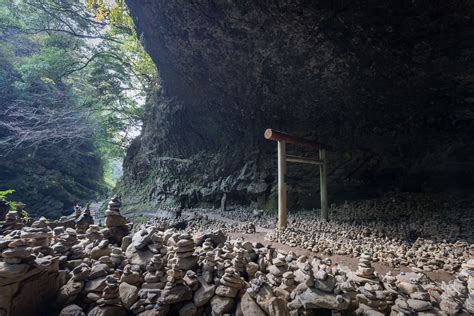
[[123, 0, 474, 210]]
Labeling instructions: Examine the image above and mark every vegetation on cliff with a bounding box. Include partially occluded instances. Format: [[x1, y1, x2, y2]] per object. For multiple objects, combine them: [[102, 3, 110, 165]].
[[0, 0, 156, 218]]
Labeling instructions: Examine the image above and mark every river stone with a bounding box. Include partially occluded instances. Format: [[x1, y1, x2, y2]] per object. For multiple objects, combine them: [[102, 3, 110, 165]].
[[407, 298, 432, 312], [176, 256, 198, 270], [193, 230, 226, 247], [356, 294, 388, 310], [178, 302, 197, 316], [0, 262, 29, 278], [84, 276, 107, 293], [2, 246, 32, 259], [90, 246, 111, 260], [440, 299, 461, 314], [158, 284, 192, 305], [136, 304, 170, 316], [254, 283, 275, 313], [125, 244, 154, 268], [269, 265, 286, 277], [86, 292, 102, 302], [57, 280, 84, 305], [298, 288, 350, 310], [314, 276, 336, 293], [132, 230, 151, 250], [240, 292, 266, 316], [89, 264, 109, 279], [215, 285, 239, 298], [398, 282, 421, 295], [60, 304, 85, 316], [268, 297, 290, 316], [193, 278, 216, 307], [119, 282, 139, 310], [211, 295, 234, 314], [8, 239, 32, 247], [87, 305, 127, 316]]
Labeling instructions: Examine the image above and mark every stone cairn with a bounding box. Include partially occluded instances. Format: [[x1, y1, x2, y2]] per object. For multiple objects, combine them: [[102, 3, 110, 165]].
[[262, 192, 473, 273], [201, 251, 216, 283], [75, 204, 94, 234], [463, 259, 474, 314], [1, 210, 21, 233], [158, 263, 192, 305], [174, 233, 198, 270], [1, 237, 33, 270], [267, 253, 288, 286], [212, 266, 243, 314], [1, 197, 474, 316], [104, 196, 129, 244], [199, 237, 214, 257], [354, 252, 377, 280], [438, 258, 474, 314], [143, 254, 165, 289]]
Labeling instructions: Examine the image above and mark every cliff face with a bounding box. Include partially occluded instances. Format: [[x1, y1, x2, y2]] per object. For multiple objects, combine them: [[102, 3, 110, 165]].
[[122, 0, 474, 210]]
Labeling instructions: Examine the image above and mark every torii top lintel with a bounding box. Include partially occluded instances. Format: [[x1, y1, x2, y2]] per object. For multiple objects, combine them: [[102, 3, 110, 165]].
[[264, 129, 330, 150]]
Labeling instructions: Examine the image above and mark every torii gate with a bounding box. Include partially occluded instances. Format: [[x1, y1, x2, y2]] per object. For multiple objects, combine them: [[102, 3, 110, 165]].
[[264, 129, 330, 228]]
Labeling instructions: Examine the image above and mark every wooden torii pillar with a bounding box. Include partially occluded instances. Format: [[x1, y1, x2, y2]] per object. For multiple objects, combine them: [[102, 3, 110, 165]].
[[264, 129, 330, 228]]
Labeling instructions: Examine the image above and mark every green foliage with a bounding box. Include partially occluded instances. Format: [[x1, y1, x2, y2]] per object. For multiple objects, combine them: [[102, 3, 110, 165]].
[[0, 189, 15, 199], [86, 0, 132, 27], [0, 0, 157, 216], [0, 0, 157, 189], [0, 189, 17, 211]]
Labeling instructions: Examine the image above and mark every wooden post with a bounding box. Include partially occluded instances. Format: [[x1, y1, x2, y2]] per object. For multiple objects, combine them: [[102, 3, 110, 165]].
[[319, 148, 328, 221], [278, 140, 287, 228]]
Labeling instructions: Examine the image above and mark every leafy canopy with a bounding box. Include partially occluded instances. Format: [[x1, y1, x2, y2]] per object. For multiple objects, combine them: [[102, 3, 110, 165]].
[[0, 0, 157, 187]]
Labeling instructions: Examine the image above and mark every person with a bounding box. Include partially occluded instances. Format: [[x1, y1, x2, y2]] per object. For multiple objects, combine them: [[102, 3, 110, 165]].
[[175, 207, 182, 219]]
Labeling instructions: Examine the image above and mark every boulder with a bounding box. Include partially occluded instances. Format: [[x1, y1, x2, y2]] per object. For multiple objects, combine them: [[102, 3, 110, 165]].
[[240, 293, 266, 316], [298, 288, 350, 310], [211, 295, 234, 314], [178, 302, 197, 316], [119, 282, 139, 310], [193, 278, 216, 307], [268, 297, 290, 316], [60, 304, 85, 316]]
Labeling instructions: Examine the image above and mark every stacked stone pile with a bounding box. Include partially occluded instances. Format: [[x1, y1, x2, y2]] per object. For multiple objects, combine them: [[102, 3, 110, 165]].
[[0, 215, 60, 314], [463, 259, 474, 314], [0, 197, 473, 316], [212, 267, 243, 314], [266, 216, 472, 273], [104, 196, 130, 244], [166, 192, 474, 275], [1, 210, 22, 233], [75, 204, 94, 234], [437, 258, 474, 315], [174, 233, 198, 270]]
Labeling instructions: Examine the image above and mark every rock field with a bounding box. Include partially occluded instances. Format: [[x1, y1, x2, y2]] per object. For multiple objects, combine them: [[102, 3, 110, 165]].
[[0, 194, 473, 315]]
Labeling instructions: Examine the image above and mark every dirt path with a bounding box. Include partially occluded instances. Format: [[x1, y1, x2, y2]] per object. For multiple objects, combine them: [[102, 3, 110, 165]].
[[131, 209, 454, 283]]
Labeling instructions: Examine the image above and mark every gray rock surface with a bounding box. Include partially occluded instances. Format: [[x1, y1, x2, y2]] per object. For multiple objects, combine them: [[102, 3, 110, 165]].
[[122, 0, 474, 210]]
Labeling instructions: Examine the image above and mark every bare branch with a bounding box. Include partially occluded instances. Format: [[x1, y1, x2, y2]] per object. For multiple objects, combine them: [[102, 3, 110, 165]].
[[0, 99, 94, 155]]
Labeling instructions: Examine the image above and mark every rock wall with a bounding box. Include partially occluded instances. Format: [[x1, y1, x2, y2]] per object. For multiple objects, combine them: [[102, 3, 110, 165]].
[[122, 0, 474, 210]]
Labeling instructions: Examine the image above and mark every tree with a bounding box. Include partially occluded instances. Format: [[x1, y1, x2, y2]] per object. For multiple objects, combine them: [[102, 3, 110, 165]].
[[1, 0, 156, 154], [0, 0, 156, 216]]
